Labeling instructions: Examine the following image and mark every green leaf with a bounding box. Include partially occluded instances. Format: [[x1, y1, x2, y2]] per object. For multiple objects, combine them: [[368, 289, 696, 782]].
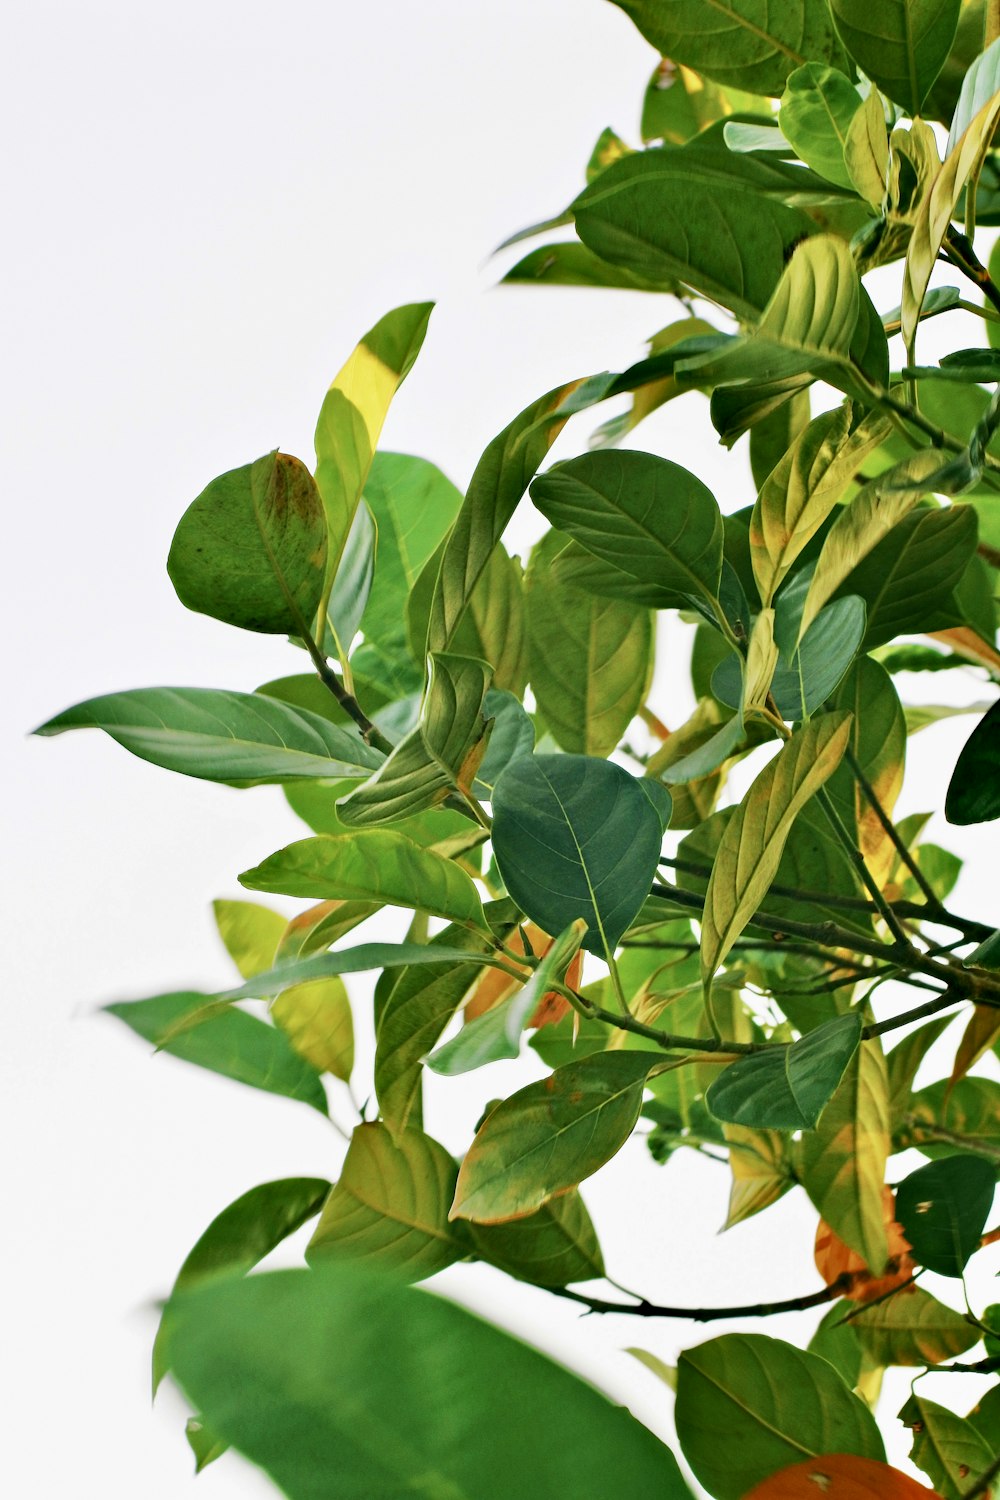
[[779, 65, 861, 190], [525, 530, 652, 756], [712, 594, 867, 720], [885, 1012, 954, 1134], [946, 698, 1000, 823], [750, 404, 893, 607], [607, 1, 848, 95], [472, 690, 535, 796], [723, 1125, 795, 1227], [284, 774, 470, 846], [530, 449, 723, 609], [271, 976, 354, 1082], [807, 1302, 866, 1390], [336, 652, 492, 825], [469, 1189, 605, 1287], [572, 148, 818, 321], [152, 1177, 330, 1392], [306, 1123, 467, 1280], [166, 451, 327, 636], [314, 303, 433, 587], [427, 381, 592, 657], [798, 1040, 891, 1273], [212, 899, 285, 980], [184, 1417, 227, 1473], [358, 452, 463, 658], [825, 658, 906, 877], [845, 88, 891, 207], [165, 1264, 693, 1500], [375, 921, 510, 1136], [104, 991, 328, 1113], [410, 537, 528, 696], [491, 755, 664, 956], [221, 940, 499, 1001], [674, 1332, 885, 1500], [427, 920, 586, 1075], [797, 453, 958, 641], [700, 714, 852, 992], [502, 241, 670, 291], [899, 1393, 996, 1500], [706, 1013, 862, 1131], [34, 686, 384, 786], [895, 1152, 996, 1276], [836, 503, 980, 649], [902, 40, 1000, 352], [239, 830, 488, 932], [906, 1075, 1000, 1161], [850, 1284, 981, 1367], [829, 0, 962, 116], [451, 1051, 655, 1223], [324, 501, 375, 661]]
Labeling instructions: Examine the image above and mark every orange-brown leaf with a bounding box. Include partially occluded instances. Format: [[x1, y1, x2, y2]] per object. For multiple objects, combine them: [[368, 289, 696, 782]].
[[462, 921, 575, 1027], [744, 1453, 941, 1499], [815, 1186, 914, 1302]]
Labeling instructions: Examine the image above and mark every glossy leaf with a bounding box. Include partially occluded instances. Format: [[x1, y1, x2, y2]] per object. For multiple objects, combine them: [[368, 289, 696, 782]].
[[895, 1152, 996, 1276], [470, 1190, 605, 1287], [426, 381, 593, 657], [491, 755, 664, 956], [152, 1177, 330, 1391], [900, 1393, 996, 1500], [530, 449, 723, 609], [524, 530, 652, 756], [212, 899, 285, 980], [314, 303, 433, 584], [34, 686, 384, 786], [779, 64, 860, 190], [845, 88, 891, 207], [167, 451, 327, 636], [750, 405, 893, 607], [502, 241, 669, 290], [850, 1283, 981, 1366], [744, 1454, 939, 1500], [572, 149, 818, 322], [946, 697, 1000, 823], [830, 0, 962, 115], [707, 1013, 862, 1131], [451, 1051, 655, 1223], [221, 940, 498, 1002], [165, 1264, 693, 1500], [271, 977, 353, 1082], [902, 41, 1000, 352], [700, 714, 852, 992], [607, 1, 847, 95], [798, 1041, 891, 1273], [674, 1332, 885, 1500], [306, 1123, 466, 1280], [104, 991, 328, 1113], [336, 652, 492, 825], [427, 920, 585, 1075], [239, 830, 488, 932]]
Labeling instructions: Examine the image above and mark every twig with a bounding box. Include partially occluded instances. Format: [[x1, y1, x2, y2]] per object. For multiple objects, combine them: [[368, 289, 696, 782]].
[[844, 747, 942, 910], [550, 1273, 858, 1322]]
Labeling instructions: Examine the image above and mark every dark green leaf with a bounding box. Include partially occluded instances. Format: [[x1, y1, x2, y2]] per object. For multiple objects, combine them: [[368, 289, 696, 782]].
[[34, 686, 384, 786], [675, 1332, 885, 1500], [167, 451, 327, 636], [491, 755, 664, 956], [946, 697, 1000, 824], [470, 1189, 605, 1287], [712, 594, 866, 719], [706, 1013, 862, 1130], [104, 991, 328, 1113], [895, 1152, 996, 1276], [830, 0, 962, 115], [607, 1, 848, 95], [165, 1264, 693, 1500]]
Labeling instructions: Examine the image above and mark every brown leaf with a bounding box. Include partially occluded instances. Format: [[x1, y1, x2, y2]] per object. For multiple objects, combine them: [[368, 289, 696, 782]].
[[814, 1186, 914, 1303]]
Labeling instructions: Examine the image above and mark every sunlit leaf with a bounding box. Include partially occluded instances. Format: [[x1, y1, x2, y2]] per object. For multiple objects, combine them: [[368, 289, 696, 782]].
[[701, 714, 852, 995], [34, 687, 385, 786], [451, 1051, 655, 1223], [306, 1123, 467, 1280], [674, 1332, 885, 1500], [723, 1125, 796, 1228], [165, 1264, 693, 1499], [212, 899, 285, 980], [491, 755, 664, 956], [239, 830, 488, 932], [798, 1041, 891, 1273]]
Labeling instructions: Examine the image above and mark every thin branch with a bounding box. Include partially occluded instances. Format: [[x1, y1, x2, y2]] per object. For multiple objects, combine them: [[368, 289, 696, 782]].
[[550, 1273, 858, 1322], [583, 1000, 764, 1056], [931, 1355, 1000, 1375], [305, 647, 395, 756], [861, 990, 963, 1041], [815, 785, 913, 946]]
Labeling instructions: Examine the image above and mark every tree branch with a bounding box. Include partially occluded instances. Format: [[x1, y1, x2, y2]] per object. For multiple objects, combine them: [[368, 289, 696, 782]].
[[550, 1273, 859, 1322]]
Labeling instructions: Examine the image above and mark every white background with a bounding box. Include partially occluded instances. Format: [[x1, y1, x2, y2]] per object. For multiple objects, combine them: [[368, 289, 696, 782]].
[[4, 2, 998, 1496]]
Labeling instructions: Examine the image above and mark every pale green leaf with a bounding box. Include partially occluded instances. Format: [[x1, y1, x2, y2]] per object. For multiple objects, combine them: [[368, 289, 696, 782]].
[[779, 64, 861, 190], [900, 1394, 995, 1500], [212, 899, 285, 980]]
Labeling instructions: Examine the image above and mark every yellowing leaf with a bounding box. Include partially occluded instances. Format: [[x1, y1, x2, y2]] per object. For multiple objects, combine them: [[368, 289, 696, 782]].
[[213, 899, 286, 980], [271, 977, 354, 1082], [814, 1185, 914, 1302], [724, 1125, 795, 1228], [701, 714, 853, 998]]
